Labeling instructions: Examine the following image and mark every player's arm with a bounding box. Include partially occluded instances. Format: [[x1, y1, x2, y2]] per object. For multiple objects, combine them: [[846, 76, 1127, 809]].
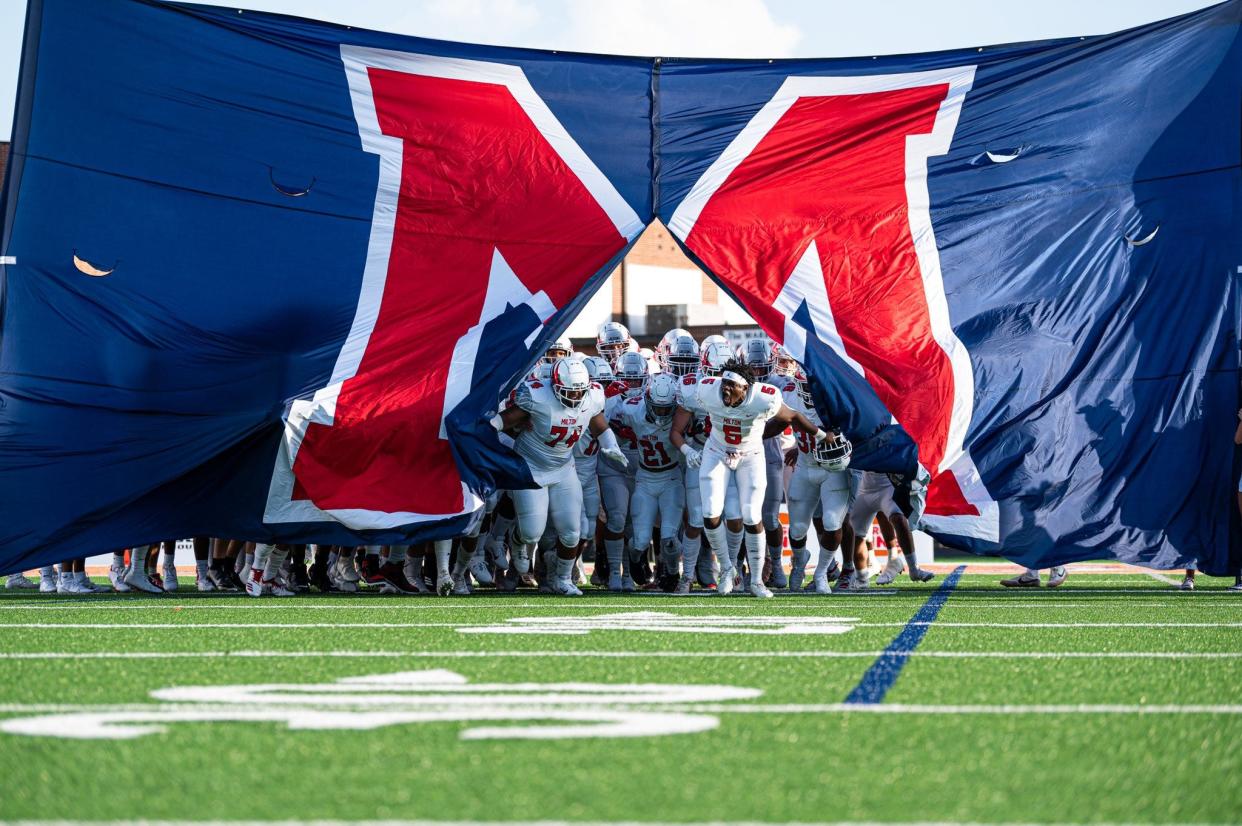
[[669, 406, 702, 468], [589, 411, 629, 468], [490, 406, 530, 436], [763, 403, 829, 442]]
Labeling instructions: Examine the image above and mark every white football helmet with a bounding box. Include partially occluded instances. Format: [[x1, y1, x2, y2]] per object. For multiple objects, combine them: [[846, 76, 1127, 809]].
[[551, 357, 591, 409], [613, 351, 650, 399], [596, 322, 631, 365], [700, 334, 729, 352], [664, 334, 700, 377], [773, 343, 798, 376], [543, 335, 573, 365], [741, 338, 775, 379], [645, 372, 679, 426], [793, 367, 815, 409], [698, 340, 733, 376], [582, 355, 615, 385], [812, 430, 852, 472], [638, 346, 661, 374], [657, 328, 692, 366]]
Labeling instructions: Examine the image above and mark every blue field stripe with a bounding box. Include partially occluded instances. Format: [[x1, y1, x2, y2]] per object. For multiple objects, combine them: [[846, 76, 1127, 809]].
[[844, 565, 966, 704]]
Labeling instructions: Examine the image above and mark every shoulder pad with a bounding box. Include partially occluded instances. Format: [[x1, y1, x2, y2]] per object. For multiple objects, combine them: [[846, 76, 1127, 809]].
[[682, 375, 696, 386]]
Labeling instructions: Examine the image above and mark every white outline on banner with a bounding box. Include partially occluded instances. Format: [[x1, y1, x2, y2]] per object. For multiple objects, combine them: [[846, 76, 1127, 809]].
[[668, 68, 997, 541], [264, 47, 642, 529]]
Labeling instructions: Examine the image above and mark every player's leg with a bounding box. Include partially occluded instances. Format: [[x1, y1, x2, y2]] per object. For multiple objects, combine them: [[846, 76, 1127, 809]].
[[158, 540, 179, 592], [600, 474, 631, 591], [699, 450, 734, 595], [656, 478, 686, 591], [123, 542, 163, 594], [683, 461, 714, 590], [736, 452, 773, 598], [511, 484, 552, 577], [761, 458, 787, 588], [887, 510, 935, 583], [813, 474, 851, 593], [786, 464, 819, 592], [628, 478, 658, 592], [545, 463, 585, 596]]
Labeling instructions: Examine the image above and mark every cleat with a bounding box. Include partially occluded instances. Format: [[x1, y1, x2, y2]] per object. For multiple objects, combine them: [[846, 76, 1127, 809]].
[[695, 555, 718, 589], [519, 572, 538, 588], [39, 574, 58, 593], [621, 573, 636, 592], [1227, 581, 1242, 592], [749, 580, 774, 599], [607, 572, 624, 592], [437, 572, 454, 597], [876, 552, 906, 585], [5, 573, 37, 590], [673, 575, 693, 595], [551, 577, 583, 596], [452, 576, 473, 596], [161, 565, 179, 592], [334, 554, 361, 584], [909, 567, 936, 583], [124, 566, 164, 594], [358, 555, 385, 586], [495, 567, 517, 593], [288, 564, 309, 592], [1001, 571, 1041, 588], [245, 569, 267, 598], [512, 544, 532, 575], [239, 560, 252, 584], [809, 573, 832, 594], [148, 570, 164, 591], [196, 571, 216, 592], [1180, 575, 1195, 591], [109, 566, 133, 592], [716, 569, 734, 596], [402, 558, 432, 593], [206, 568, 238, 592], [57, 574, 88, 595], [1046, 566, 1068, 588], [835, 567, 852, 591], [787, 551, 808, 592], [467, 556, 494, 587], [80, 576, 108, 593], [769, 558, 788, 590], [377, 561, 421, 595], [309, 563, 334, 593], [263, 576, 296, 597]]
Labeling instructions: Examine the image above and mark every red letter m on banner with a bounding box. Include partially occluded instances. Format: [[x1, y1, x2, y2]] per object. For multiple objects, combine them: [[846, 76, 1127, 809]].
[[669, 68, 998, 540]]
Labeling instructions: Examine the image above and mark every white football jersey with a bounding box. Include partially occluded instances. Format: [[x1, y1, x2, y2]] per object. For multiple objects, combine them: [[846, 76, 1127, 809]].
[[573, 427, 600, 475], [783, 389, 826, 471], [512, 379, 604, 474], [695, 377, 784, 455], [599, 392, 640, 478], [615, 397, 680, 475], [764, 377, 798, 463]]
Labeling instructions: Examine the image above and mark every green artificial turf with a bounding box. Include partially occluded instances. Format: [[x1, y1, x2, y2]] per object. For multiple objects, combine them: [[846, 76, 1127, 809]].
[[0, 571, 1239, 824]]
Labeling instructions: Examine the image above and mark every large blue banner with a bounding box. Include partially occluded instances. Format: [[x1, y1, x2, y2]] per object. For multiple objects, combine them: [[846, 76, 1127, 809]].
[[1, 0, 1239, 574]]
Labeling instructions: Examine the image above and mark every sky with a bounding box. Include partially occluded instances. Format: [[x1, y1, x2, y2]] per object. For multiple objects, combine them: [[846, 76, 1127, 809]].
[[0, 0, 1221, 141]]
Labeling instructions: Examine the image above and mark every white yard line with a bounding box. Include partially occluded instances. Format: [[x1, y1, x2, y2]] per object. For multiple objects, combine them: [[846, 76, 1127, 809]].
[[0, 649, 1238, 660], [1145, 571, 1183, 587], [4, 620, 1239, 629], [0, 820, 1232, 826]]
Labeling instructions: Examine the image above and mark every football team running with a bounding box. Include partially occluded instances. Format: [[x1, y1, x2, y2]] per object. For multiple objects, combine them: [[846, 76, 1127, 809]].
[[7, 322, 991, 598]]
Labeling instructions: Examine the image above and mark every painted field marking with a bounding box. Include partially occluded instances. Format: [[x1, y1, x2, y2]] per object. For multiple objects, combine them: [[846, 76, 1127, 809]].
[[0, 820, 1234, 826], [6, 620, 1241, 630], [0, 650, 1239, 661], [1145, 571, 1183, 586], [845, 566, 965, 704]]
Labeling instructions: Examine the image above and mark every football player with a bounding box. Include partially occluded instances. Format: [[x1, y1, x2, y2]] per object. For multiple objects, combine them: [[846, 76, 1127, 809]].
[[614, 373, 685, 591], [670, 339, 741, 593], [784, 369, 853, 593], [673, 358, 834, 598], [492, 357, 628, 596], [847, 471, 936, 588], [741, 338, 796, 589], [596, 321, 631, 369], [574, 356, 614, 571], [599, 351, 648, 590], [661, 333, 700, 378]]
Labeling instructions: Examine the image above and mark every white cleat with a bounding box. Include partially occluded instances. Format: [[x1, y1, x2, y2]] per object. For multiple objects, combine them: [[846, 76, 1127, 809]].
[[161, 566, 179, 592], [1000, 571, 1041, 588], [196, 571, 216, 592], [673, 575, 693, 596], [551, 576, 583, 596], [56, 574, 87, 594], [108, 564, 132, 593], [1046, 566, 1068, 588], [852, 569, 872, 590], [621, 573, 636, 592], [123, 567, 164, 594], [908, 566, 936, 583], [607, 572, 624, 592], [716, 568, 735, 596], [810, 574, 832, 594], [5, 573, 37, 590], [334, 555, 361, 585], [875, 552, 906, 585], [402, 559, 433, 593], [1180, 575, 1195, 591], [787, 552, 808, 592], [467, 556, 494, 586], [39, 573, 58, 593], [267, 576, 296, 597], [452, 575, 473, 596], [437, 572, 454, 597], [245, 570, 267, 598], [512, 545, 532, 575], [749, 580, 774, 599], [79, 576, 108, 593]]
